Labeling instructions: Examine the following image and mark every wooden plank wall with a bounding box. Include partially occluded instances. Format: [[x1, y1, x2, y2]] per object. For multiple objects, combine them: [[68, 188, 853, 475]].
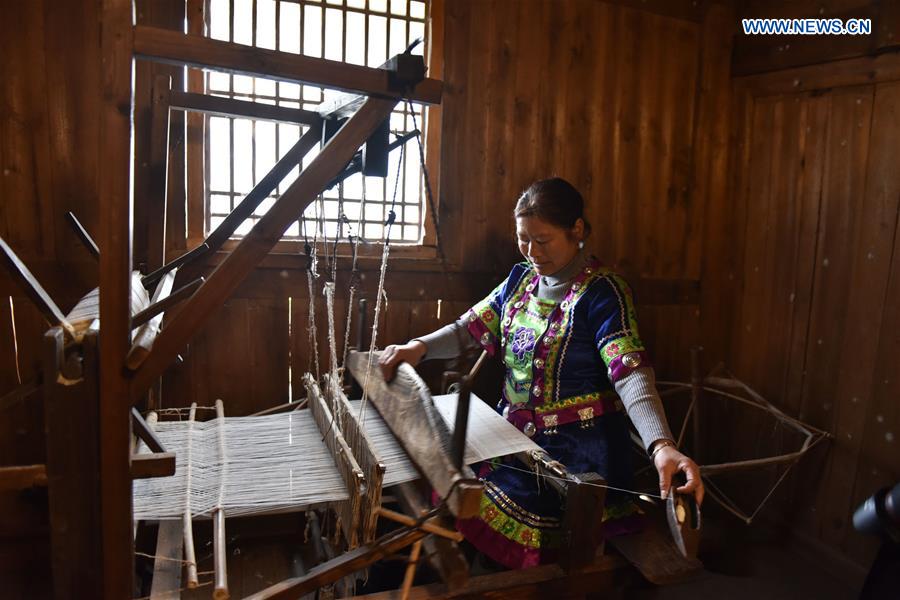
[[722, 25, 900, 575]]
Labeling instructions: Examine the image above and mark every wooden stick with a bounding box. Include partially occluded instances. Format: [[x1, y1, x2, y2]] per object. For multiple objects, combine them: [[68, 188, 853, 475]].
[[245, 526, 428, 600], [170, 90, 321, 125], [184, 403, 199, 588], [65, 211, 100, 260], [0, 236, 74, 336], [375, 507, 463, 542], [467, 350, 488, 380], [132, 97, 398, 399], [130, 453, 176, 479], [131, 276, 204, 329], [213, 400, 229, 599], [400, 540, 423, 600], [131, 407, 166, 454], [141, 243, 208, 288], [133, 26, 442, 105]]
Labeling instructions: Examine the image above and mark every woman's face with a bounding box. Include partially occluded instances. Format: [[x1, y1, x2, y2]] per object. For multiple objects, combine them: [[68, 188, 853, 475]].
[[516, 215, 583, 276]]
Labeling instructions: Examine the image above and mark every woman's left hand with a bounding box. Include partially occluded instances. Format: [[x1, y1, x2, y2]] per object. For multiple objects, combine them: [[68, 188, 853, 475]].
[[653, 445, 704, 506]]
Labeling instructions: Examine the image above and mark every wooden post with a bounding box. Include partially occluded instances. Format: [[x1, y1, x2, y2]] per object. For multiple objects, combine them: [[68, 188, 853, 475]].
[[98, 0, 136, 596], [560, 472, 607, 573], [43, 327, 102, 598]]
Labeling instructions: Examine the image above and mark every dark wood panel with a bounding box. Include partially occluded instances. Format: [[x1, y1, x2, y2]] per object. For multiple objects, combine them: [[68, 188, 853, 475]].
[[818, 81, 900, 550], [0, 1, 55, 258]]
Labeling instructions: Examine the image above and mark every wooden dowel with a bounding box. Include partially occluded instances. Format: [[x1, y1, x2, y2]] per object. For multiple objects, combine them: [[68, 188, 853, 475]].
[[184, 403, 199, 588], [213, 400, 229, 599], [65, 211, 100, 260], [400, 540, 423, 600], [467, 350, 488, 380], [0, 237, 74, 337], [131, 277, 204, 328], [141, 243, 209, 288], [375, 507, 463, 542], [250, 397, 308, 416], [213, 509, 228, 599]]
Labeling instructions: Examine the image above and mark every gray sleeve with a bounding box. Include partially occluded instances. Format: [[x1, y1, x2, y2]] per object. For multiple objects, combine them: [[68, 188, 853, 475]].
[[413, 318, 478, 360], [614, 366, 675, 452]]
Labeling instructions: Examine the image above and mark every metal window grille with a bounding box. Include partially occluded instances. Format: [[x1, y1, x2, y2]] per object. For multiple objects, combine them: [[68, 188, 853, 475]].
[[205, 0, 429, 244]]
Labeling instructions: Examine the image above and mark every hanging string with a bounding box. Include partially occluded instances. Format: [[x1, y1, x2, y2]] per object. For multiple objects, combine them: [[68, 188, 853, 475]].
[[493, 462, 665, 500], [406, 100, 444, 265], [358, 134, 405, 425]]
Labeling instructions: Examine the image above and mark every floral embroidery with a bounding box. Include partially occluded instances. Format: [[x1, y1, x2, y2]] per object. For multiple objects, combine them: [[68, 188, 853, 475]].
[[599, 335, 645, 365], [510, 327, 536, 363], [534, 391, 617, 414], [482, 308, 495, 322]]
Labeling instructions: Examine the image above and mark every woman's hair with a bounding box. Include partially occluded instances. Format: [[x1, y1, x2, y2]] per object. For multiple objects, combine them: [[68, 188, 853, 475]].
[[514, 177, 592, 237]]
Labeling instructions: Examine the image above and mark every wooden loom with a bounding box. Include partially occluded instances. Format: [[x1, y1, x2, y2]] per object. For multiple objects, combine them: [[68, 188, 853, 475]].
[[0, 6, 706, 597]]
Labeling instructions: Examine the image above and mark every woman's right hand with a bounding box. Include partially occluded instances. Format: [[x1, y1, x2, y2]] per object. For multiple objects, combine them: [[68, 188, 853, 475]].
[[378, 341, 427, 383]]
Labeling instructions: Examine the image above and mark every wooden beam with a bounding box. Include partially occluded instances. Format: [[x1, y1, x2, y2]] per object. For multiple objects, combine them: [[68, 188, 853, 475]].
[[131, 276, 202, 329], [0, 236, 73, 336], [131, 97, 398, 397], [99, 0, 136, 596], [142, 123, 321, 287], [245, 526, 428, 600], [133, 25, 442, 105], [130, 453, 176, 479], [736, 52, 900, 97], [43, 327, 103, 597], [131, 407, 166, 454], [170, 90, 321, 125], [65, 211, 100, 260], [0, 464, 48, 490], [345, 351, 482, 518]]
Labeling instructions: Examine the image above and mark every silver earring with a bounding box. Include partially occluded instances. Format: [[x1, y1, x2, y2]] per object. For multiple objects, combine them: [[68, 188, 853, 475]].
[[578, 240, 585, 249]]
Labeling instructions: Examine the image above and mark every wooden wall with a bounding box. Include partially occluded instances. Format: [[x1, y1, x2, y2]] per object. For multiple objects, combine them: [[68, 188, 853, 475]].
[[714, 50, 900, 577]]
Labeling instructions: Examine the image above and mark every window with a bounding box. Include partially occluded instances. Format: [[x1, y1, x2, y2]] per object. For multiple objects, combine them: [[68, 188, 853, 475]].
[[199, 0, 434, 247]]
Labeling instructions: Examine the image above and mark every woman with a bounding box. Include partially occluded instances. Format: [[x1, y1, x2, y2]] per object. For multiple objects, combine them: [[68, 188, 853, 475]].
[[379, 177, 703, 569]]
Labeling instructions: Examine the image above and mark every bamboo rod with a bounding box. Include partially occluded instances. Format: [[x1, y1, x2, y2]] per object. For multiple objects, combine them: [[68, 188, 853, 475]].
[[374, 507, 462, 542], [183, 403, 199, 588], [213, 399, 229, 599]]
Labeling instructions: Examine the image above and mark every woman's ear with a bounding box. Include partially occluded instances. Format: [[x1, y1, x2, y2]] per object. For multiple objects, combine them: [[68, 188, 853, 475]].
[[572, 218, 585, 240]]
